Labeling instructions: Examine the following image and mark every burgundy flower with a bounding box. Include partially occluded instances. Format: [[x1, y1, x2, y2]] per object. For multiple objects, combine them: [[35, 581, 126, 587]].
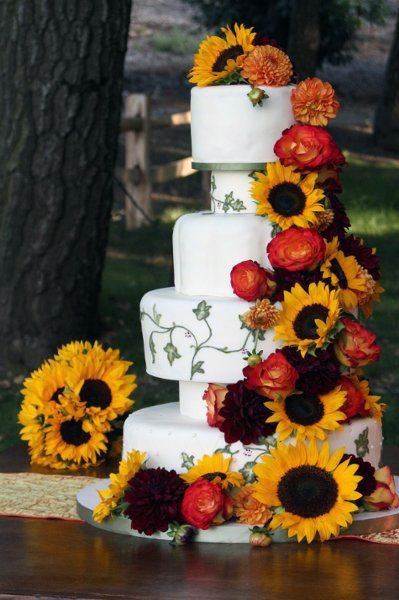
[[273, 268, 323, 302], [321, 195, 351, 241], [340, 235, 381, 280], [253, 34, 282, 50], [124, 468, 187, 535], [218, 381, 275, 445], [343, 454, 377, 498], [281, 346, 341, 395]]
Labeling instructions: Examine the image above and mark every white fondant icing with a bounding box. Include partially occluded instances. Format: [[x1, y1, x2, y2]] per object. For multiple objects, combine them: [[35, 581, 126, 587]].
[[123, 403, 383, 470], [173, 212, 272, 297], [210, 171, 257, 213], [140, 287, 279, 383], [191, 85, 295, 166], [179, 381, 208, 420]]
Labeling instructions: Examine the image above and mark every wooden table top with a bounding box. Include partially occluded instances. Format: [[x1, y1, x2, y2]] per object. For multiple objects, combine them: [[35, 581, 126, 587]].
[[1, 445, 399, 600]]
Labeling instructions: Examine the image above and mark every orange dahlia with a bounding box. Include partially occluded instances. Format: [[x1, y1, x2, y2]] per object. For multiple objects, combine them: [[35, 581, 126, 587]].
[[241, 45, 293, 87], [291, 78, 340, 126], [241, 299, 280, 331], [233, 484, 272, 526]]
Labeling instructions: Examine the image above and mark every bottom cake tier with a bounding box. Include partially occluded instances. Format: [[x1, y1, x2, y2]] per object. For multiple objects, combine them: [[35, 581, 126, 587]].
[[123, 402, 383, 472]]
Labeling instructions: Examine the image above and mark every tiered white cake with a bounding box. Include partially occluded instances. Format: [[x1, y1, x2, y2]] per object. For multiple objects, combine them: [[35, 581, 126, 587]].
[[123, 85, 382, 472]]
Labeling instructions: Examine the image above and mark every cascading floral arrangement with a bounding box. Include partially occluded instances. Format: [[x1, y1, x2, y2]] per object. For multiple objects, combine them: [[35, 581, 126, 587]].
[[18, 341, 136, 470], [93, 25, 398, 546]]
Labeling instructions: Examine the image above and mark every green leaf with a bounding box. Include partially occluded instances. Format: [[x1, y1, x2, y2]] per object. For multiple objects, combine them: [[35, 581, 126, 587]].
[[163, 342, 181, 366], [191, 361, 205, 376], [181, 452, 195, 470], [193, 300, 211, 320], [355, 427, 369, 458]]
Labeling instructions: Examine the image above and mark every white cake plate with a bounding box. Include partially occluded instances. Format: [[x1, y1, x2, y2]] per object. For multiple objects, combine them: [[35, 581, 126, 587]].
[[77, 477, 399, 544]]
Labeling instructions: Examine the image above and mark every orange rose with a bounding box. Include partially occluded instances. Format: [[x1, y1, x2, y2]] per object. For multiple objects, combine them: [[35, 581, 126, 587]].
[[274, 124, 346, 171], [291, 78, 340, 126], [181, 479, 232, 530], [243, 350, 299, 400], [267, 227, 325, 272], [230, 260, 275, 302], [203, 383, 228, 428], [363, 466, 399, 511], [337, 376, 365, 421], [334, 317, 381, 368]]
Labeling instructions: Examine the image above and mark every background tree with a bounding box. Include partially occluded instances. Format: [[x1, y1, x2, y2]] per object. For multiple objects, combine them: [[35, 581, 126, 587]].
[[184, 0, 387, 69], [374, 8, 399, 151], [0, 0, 132, 373], [287, 0, 320, 79]]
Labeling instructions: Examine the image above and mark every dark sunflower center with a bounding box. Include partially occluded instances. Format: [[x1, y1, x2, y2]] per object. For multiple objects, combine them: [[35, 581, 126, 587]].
[[202, 472, 227, 482], [60, 419, 91, 446], [330, 258, 348, 289], [278, 465, 338, 518], [80, 379, 112, 409], [285, 393, 324, 425], [293, 304, 329, 340], [268, 183, 306, 216], [51, 387, 65, 403], [213, 45, 243, 72]]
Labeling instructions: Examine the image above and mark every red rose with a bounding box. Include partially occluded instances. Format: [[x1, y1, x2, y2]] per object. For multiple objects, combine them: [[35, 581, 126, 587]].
[[364, 466, 399, 511], [181, 479, 231, 530], [334, 317, 381, 368], [203, 383, 228, 428], [274, 124, 346, 171], [230, 260, 275, 302], [243, 350, 299, 400], [267, 227, 325, 272], [337, 376, 365, 421]]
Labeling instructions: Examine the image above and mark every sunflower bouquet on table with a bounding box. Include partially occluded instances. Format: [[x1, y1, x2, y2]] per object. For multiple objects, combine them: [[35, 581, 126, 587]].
[[18, 341, 136, 470]]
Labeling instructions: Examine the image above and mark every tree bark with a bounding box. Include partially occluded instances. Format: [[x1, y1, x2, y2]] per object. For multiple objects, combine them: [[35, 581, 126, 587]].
[[374, 9, 399, 151], [0, 0, 132, 373], [288, 0, 320, 79]]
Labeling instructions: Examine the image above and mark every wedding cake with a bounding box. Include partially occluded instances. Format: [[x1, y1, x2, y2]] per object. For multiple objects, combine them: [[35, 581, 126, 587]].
[[94, 24, 397, 545]]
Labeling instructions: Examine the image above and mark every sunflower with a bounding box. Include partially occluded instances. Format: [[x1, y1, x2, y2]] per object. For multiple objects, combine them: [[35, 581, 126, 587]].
[[20, 359, 69, 415], [274, 282, 341, 357], [55, 340, 119, 364], [181, 453, 244, 489], [266, 386, 346, 441], [93, 449, 147, 523], [45, 407, 109, 469], [253, 439, 362, 543], [321, 238, 369, 310], [251, 162, 325, 230], [189, 23, 255, 86], [66, 350, 136, 424]]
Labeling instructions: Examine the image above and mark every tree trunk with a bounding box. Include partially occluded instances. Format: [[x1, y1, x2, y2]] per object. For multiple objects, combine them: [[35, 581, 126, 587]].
[[0, 0, 132, 374], [374, 9, 399, 151], [288, 0, 320, 80]]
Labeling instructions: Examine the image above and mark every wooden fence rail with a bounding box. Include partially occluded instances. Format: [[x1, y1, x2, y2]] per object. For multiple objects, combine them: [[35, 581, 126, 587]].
[[118, 93, 198, 229]]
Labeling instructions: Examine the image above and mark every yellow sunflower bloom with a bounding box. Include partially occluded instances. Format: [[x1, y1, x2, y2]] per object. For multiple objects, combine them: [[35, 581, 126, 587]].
[[253, 439, 362, 543], [181, 453, 244, 489], [55, 340, 119, 364], [251, 162, 326, 230], [266, 386, 346, 441], [189, 23, 255, 86], [321, 238, 369, 310], [93, 449, 147, 523], [44, 408, 109, 468], [274, 282, 341, 357], [66, 350, 136, 424]]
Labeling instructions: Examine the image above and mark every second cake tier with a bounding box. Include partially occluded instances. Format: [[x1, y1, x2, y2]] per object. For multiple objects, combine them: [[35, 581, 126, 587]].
[[140, 287, 278, 382]]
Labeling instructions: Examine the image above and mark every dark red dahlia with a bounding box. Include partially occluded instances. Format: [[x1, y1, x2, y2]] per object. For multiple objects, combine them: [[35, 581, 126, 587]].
[[343, 454, 377, 498], [124, 468, 187, 535], [340, 234, 381, 280], [322, 195, 351, 241], [253, 34, 282, 49], [218, 380, 275, 445], [281, 346, 341, 395], [273, 268, 323, 302]]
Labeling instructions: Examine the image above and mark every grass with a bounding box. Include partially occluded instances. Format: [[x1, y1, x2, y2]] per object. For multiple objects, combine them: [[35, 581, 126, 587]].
[[152, 28, 201, 55], [1, 153, 399, 451]]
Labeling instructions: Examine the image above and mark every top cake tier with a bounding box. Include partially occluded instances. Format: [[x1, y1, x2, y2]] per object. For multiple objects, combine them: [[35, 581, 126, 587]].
[[191, 85, 295, 170]]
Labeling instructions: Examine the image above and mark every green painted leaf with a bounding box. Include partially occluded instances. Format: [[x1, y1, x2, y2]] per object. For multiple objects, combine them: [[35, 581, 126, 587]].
[[149, 335, 156, 363], [210, 175, 216, 193], [152, 304, 162, 325], [181, 452, 195, 470], [163, 342, 181, 366], [355, 427, 369, 458], [191, 361, 205, 376], [239, 461, 257, 484], [193, 300, 211, 320]]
